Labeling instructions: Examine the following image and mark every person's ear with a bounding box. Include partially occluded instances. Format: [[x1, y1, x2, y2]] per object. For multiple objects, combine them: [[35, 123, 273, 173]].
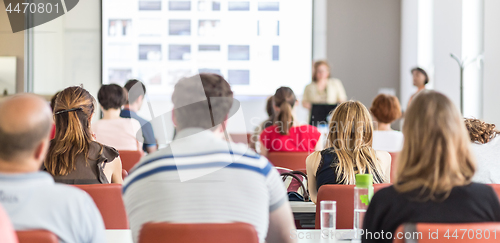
[[172, 109, 177, 126], [274, 105, 280, 113], [33, 137, 50, 165]]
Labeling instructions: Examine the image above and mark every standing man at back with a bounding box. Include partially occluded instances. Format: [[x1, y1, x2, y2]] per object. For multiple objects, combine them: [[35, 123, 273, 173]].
[[121, 79, 158, 153], [0, 94, 106, 243], [123, 74, 296, 243]]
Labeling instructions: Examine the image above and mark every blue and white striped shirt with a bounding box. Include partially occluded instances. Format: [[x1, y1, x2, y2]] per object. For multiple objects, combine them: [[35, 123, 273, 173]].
[[123, 128, 287, 242]]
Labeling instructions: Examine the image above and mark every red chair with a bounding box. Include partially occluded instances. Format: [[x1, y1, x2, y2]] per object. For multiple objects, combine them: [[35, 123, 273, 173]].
[[389, 152, 399, 182], [119, 150, 143, 173], [394, 222, 500, 242], [138, 222, 259, 243], [16, 231, 57, 243], [267, 152, 310, 172], [374, 183, 391, 194], [315, 185, 355, 229], [73, 184, 129, 229], [0, 205, 17, 243]]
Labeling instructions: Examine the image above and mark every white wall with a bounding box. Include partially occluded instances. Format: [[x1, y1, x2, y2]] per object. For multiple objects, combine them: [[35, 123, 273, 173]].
[[326, 0, 402, 108], [33, 0, 101, 108], [483, 0, 500, 125]]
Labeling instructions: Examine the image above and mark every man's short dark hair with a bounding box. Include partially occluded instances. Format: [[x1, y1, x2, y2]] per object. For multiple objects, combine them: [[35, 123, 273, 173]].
[[411, 67, 429, 84], [98, 84, 127, 110], [0, 118, 51, 161], [172, 74, 233, 130], [124, 79, 146, 104]]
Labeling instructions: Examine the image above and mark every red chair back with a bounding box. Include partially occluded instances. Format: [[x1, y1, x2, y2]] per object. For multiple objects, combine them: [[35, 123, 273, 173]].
[[73, 184, 129, 229], [394, 222, 500, 243], [138, 222, 259, 243], [119, 150, 143, 173], [315, 185, 355, 229], [267, 152, 310, 171], [0, 205, 17, 243], [16, 231, 57, 243], [374, 183, 391, 194], [389, 152, 399, 182]]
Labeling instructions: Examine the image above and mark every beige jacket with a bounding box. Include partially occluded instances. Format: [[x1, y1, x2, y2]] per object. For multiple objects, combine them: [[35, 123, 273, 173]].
[[303, 78, 347, 104]]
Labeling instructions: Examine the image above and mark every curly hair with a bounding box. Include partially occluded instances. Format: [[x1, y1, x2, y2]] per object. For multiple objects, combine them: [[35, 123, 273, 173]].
[[464, 118, 500, 144]]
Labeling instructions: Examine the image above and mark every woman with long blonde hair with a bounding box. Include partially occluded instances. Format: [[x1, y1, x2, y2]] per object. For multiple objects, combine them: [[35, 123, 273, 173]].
[[362, 91, 500, 242], [306, 101, 391, 203], [44, 86, 123, 184]]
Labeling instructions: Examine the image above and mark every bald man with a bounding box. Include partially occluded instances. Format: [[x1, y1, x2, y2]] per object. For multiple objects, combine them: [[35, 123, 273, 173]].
[[0, 94, 106, 243]]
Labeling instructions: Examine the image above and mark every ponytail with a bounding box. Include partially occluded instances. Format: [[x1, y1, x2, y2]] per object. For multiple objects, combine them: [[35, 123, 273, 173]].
[[273, 87, 297, 135], [45, 86, 97, 176]]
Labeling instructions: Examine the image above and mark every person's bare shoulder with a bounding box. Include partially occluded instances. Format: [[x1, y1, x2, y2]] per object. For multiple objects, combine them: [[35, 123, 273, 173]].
[[375, 150, 391, 164]]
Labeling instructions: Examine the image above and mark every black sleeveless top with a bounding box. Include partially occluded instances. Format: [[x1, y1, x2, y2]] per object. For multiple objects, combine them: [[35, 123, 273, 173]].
[[316, 147, 384, 191], [45, 141, 119, 184]]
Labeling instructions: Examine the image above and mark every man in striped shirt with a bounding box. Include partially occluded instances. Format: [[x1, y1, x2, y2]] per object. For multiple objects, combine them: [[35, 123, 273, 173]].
[[123, 74, 296, 243]]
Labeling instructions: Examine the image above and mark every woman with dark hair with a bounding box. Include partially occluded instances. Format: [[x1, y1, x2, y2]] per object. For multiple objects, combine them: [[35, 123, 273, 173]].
[[464, 118, 500, 184], [407, 67, 429, 106], [260, 87, 322, 157], [44, 86, 123, 184], [362, 91, 500, 243], [93, 84, 142, 151], [370, 94, 403, 152], [302, 60, 347, 110]]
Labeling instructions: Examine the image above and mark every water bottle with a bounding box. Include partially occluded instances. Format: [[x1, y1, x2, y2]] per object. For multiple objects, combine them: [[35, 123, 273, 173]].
[[354, 174, 373, 231]]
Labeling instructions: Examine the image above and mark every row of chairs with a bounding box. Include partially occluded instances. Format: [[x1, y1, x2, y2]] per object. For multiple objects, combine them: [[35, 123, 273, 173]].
[[4, 224, 259, 243], [315, 184, 500, 230]]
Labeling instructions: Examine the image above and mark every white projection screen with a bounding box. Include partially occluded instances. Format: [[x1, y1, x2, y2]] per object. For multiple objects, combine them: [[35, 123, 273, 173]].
[[102, 0, 312, 96]]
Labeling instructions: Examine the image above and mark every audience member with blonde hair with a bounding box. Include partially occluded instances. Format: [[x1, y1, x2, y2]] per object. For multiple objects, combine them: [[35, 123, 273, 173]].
[[260, 87, 323, 157], [464, 118, 500, 184], [362, 91, 500, 242], [306, 101, 391, 203], [44, 86, 123, 184], [302, 60, 347, 110], [370, 93, 403, 152]]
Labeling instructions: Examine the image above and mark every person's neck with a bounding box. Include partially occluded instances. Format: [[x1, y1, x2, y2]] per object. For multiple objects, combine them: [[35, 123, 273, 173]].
[[376, 123, 392, 131], [0, 159, 38, 174], [102, 108, 122, 119], [123, 104, 139, 112], [317, 78, 328, 85], [417, 86, 425, 92]]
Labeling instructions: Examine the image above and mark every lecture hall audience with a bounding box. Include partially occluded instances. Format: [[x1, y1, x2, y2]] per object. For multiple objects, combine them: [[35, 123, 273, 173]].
[[362, 91, 500, 243], [370, 93, 404, 152], [260, 87, 323, 157], [93, 84, 143, 151], [306, 101, 391, 204], [464, 118, 500, 184], [122, 74, 296, 243], [0, 94, 106, 243], [44, 86, 123, 184], [120, 79, 158, 153]]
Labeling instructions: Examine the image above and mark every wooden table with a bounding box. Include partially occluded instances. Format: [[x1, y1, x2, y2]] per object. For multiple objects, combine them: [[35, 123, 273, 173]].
[[105, 229, 361, 243]]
